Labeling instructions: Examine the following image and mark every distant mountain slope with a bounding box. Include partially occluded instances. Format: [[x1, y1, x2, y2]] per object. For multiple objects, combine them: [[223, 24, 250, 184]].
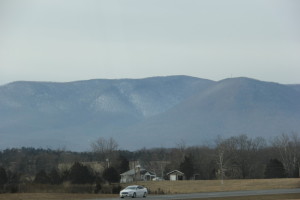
[[119, 78, 300, 149], [0, 76, 214, 150], [1, 76, 299, 151], [288, 84, 300, 92]]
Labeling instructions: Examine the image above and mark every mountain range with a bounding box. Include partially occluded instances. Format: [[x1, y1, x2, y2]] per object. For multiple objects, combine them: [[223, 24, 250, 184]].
[[0, 76, 300, 151]]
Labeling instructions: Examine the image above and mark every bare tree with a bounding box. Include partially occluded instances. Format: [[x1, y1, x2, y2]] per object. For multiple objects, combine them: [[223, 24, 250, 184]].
[[176, 139, 187, 161], [140, 148, 169, 178], [234, 135, 266, 178], [215, 135, 266, 179], [273, 133, 300, 177], [91, 137, 119, 164], [215, 136, 227, 184]]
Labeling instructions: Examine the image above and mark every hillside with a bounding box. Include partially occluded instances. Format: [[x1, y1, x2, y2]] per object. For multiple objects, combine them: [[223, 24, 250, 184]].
[[121, 78, 300, 148], [0, 76, 213, 150], [0, 76, 299, 151]]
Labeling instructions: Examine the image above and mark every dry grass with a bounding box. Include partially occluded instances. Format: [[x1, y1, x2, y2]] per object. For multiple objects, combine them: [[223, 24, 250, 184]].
[[133, 178, 300, 194], [187, 193, 300, 200], [0, 193, 115, 200], [1, 178, 299, 200], [1, 193, 300, 200]]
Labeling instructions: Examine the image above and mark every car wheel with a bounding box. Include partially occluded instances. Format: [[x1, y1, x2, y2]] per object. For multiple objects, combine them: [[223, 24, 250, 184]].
[[143, 192, 147, 198], [132, 193, 136, 198]]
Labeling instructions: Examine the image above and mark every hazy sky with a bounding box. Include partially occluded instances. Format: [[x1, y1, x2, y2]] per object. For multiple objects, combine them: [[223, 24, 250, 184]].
[[0, 0, 299, 85]]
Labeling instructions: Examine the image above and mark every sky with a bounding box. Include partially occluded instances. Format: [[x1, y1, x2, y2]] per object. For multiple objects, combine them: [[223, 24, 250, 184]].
[[0, 0, 299, 85]]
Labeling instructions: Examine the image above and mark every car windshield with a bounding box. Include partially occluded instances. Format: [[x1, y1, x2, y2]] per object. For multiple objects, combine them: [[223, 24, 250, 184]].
[[126, 186, 137, 190]]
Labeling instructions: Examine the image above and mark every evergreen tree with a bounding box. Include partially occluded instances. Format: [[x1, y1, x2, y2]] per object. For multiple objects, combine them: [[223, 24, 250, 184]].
[[103, 167, 120, 183], [119, 156, 129, 173], [179, 155, 194, 180], [49, 168, 62, 185], [69, 162, 95, 184], [0, 167, 8, 186], [264, 159, 286, 178], [34, 170, 51, 184]]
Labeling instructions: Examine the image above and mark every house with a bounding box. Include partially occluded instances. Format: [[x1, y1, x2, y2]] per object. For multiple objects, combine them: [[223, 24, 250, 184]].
[[120, 167, 156, 183], [166, 170, 185, 181]]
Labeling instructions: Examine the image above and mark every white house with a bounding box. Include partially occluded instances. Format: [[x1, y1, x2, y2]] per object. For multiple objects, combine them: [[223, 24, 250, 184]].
[[120, 168, 156, 183]]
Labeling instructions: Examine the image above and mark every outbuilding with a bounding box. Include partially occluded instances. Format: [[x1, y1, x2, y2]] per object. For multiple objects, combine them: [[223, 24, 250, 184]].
[[166, 170, 185, 181]]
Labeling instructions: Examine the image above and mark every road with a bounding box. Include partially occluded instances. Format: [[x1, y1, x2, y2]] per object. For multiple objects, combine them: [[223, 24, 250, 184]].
[[90, 188, 300, 200]]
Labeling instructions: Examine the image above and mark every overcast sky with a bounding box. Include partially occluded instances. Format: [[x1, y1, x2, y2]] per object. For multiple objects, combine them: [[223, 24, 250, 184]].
[[0, 0, 299, 85]]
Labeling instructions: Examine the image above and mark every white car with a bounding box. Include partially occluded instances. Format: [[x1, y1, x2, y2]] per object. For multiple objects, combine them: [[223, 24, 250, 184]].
[[120, 185, 148, 198]]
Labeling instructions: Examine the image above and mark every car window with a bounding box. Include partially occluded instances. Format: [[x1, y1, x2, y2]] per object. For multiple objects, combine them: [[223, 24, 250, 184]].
[[127, 186, 137, 190]]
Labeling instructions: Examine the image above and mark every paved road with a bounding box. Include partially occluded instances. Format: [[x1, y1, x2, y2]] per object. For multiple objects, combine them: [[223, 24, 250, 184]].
[[90, 188, 300, 200]]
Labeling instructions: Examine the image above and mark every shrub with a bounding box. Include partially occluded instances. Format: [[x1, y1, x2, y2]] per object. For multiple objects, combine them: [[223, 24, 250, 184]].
[[112, 184, 121, 194], [94, 182, 102, 193], [3, 184, 19, 193]]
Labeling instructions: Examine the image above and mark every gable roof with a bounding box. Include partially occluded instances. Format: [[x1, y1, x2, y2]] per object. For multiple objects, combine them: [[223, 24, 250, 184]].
[[142, 170, 156, 176], [120, 168, 156, 176], [166, 170, 184, 176]]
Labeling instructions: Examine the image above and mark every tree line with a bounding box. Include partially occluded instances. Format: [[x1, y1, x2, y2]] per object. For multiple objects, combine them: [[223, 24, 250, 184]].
[[0, 133, 299, 193]]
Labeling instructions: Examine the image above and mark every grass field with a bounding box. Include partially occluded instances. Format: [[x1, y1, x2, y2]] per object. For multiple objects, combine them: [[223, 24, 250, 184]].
[[187, 193, 300, 200], [0, 193, 115, 200], [134, 178, 300, 194], [1, 193, 300, 200], [0, 178, 299, 200]]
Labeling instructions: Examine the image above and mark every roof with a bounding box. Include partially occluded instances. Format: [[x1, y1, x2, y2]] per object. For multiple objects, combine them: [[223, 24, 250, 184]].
[[166, 170, 184, 176], [120, 168, 156, 176], [142, 170, 156, 176], [120, 168, 137, 176]]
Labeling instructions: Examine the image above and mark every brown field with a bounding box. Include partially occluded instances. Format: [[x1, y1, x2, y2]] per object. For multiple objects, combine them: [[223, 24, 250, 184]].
[[0, 193, 115, 200], [188, 193, 300, 200], [1, 193, 300, 200], [133, 178, 300, 194], [0, 178, 299, 200]]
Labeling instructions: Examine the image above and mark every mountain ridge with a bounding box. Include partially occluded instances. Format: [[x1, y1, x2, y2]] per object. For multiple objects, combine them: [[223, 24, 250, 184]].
[[114, 77, 300, 148], [0, 76, 299, 151]]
